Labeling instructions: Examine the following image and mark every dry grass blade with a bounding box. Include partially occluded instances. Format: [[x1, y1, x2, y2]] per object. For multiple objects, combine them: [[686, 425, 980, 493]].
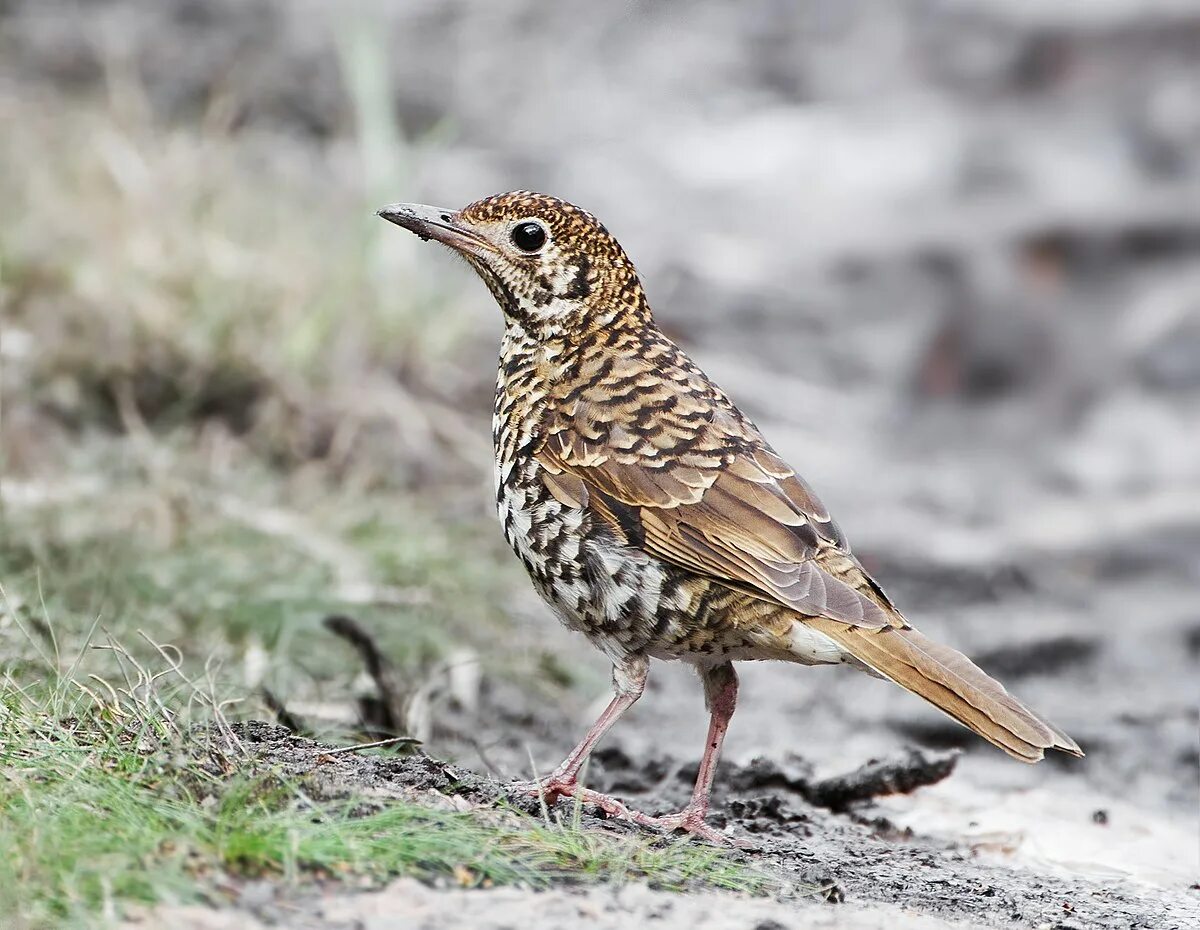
[[318, 736, 420, 756]]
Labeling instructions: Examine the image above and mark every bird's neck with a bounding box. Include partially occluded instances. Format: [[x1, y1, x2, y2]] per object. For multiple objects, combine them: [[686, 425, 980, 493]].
[[493, 310, 663, 459], [493, 323, 556, 457]]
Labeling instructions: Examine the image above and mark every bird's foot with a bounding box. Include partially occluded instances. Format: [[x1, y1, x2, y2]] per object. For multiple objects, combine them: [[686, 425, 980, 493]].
[[625, 806, 752, 848], [509, 776, 637, 819], [507, 773, 577, 808], [510, 777, 746, 847]]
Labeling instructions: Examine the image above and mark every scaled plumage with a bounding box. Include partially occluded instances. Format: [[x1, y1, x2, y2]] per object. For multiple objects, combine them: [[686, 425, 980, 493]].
[[378, 192, 1082, 843]]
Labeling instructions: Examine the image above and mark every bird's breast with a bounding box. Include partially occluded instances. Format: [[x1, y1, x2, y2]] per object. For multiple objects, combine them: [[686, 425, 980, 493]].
[[492, 447, 688, 658]]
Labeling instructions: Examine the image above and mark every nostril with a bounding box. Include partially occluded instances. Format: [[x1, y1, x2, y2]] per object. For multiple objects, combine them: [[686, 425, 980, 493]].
[[440, 213, 451, 222]]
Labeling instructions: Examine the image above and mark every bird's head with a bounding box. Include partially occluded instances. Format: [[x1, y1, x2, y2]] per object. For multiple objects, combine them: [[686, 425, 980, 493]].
[[377, 191, 649, 340]]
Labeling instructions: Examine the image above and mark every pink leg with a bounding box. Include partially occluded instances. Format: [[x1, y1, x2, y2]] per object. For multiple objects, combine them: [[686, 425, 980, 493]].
[[685, 661, 739, 820], [514, 659, 744, 846], [513, 656, 647, 809], [622, 661, 740, 844]]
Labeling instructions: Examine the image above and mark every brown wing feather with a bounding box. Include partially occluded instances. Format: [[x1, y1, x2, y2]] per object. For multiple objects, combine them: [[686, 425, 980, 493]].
[[537, 403, 896, 628]]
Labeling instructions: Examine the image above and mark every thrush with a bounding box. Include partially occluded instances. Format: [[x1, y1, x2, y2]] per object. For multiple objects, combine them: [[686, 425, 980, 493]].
[[378, 191, 1082, 844]]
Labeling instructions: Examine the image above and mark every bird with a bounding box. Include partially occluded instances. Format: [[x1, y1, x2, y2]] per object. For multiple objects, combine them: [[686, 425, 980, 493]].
[[377, 191, 1083, 844]]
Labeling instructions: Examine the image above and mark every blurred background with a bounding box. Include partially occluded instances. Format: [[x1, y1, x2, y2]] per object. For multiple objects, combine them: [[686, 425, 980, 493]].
[[2, 0, 1197, 889]]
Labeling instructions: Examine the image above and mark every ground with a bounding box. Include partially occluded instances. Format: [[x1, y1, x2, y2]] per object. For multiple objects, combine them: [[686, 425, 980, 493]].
[[1, 2, 1198, 929]]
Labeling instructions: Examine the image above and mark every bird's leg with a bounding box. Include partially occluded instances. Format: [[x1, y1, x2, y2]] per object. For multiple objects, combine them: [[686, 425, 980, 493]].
[[512, 655, 647, 810], [625, 661, 740, 845], [513, 658, 745, 846], [685, 660, 739, 824]]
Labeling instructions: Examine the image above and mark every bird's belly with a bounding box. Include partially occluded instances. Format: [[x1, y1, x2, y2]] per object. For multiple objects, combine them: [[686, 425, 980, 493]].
[[496, 466, 693, 659]]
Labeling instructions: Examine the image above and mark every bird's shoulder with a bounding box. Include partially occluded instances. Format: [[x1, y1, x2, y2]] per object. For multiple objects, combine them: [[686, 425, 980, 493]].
[[545, 335, 745, 467]]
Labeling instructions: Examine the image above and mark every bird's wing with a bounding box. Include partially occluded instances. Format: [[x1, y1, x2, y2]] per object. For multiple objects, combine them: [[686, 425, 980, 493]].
[[535, 389, 901, 629]]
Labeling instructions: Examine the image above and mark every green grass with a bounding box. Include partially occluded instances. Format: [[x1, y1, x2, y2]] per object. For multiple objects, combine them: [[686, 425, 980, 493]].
[[0, 733, 770, 925], [0, 629, 779, 929]]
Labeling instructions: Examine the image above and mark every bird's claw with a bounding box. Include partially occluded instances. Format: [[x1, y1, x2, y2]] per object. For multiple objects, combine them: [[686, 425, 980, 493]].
[[625, 807, 753, 848], [508, 775, 579, 808], [508, 778, 746, 847], [509, 777, 635, 818]]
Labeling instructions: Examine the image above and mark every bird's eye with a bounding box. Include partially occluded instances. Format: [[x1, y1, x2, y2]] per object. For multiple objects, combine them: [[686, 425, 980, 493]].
[[510, 221, 547, 252]]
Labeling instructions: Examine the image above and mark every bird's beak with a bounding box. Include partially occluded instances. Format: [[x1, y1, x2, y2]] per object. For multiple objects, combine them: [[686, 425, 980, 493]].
[[376, 202, 495, 257]]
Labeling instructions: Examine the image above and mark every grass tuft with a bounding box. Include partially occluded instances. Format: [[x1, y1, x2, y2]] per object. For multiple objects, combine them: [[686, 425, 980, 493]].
[[0, 648, 781, 929], [0, 473, 783, 928]]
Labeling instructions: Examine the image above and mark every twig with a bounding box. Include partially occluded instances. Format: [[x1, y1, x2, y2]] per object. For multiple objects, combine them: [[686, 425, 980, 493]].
[[318, 735, 419, 756], [805, 748, 959, 812], [323, 614, 406, 733], [261, 687, 307, 735]]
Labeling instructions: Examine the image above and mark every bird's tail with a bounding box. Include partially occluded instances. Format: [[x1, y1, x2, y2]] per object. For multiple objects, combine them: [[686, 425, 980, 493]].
[[806, 619, 1083, 763]]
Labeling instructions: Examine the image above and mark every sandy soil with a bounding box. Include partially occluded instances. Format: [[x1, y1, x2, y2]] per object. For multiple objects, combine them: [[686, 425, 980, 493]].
[[124, 721, 1199, 929], [134, 881, 992, 930]]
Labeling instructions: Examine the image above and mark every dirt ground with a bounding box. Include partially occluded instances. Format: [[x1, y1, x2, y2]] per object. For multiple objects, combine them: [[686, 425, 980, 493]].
[[124, 719, 1197, 929], [5, 1, 1199, 928], [134, 883, 995, 930]]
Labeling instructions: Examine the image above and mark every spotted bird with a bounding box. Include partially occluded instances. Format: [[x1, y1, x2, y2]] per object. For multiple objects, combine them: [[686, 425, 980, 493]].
[[378, 192, 1082, 844]]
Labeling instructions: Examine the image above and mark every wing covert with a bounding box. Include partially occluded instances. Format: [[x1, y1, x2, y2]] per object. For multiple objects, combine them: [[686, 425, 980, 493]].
[[537, 408, 898, 629]]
